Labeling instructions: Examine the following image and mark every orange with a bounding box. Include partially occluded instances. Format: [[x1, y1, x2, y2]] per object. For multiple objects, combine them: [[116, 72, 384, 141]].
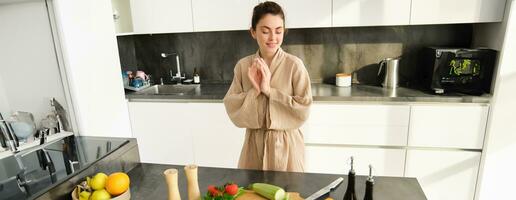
[[105, 172, 130, 196]]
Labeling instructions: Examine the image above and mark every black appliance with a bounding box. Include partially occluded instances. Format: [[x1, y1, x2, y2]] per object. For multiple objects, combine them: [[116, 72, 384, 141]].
[[419, 47, 497, 95]]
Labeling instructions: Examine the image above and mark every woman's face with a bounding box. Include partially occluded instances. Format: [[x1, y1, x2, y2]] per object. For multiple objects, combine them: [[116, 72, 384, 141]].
[[251, 14, 284, 56]]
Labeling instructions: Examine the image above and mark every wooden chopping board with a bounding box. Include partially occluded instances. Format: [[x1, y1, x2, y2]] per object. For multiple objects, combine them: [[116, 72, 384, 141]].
[[236, 190, 304, 200]]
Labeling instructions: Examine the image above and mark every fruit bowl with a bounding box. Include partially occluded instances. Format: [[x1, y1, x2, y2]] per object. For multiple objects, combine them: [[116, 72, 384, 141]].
[[71, 187, 131, 200], [72, 172, 131, 200]]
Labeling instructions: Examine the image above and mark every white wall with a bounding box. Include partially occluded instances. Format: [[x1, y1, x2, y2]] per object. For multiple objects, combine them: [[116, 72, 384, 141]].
[[0, 75, 10, 115], [51, 0, 132, 137], [0, 1, 67, 125], [474, 0, 516, 199]]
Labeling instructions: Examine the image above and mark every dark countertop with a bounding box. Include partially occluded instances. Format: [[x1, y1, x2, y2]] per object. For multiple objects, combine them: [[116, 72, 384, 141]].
[[128, 163, 427, 200], [126, 83, 490, 104]]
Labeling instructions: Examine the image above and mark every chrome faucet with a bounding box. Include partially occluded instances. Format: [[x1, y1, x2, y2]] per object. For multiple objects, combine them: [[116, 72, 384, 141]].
[[161, 52, 185, 84]]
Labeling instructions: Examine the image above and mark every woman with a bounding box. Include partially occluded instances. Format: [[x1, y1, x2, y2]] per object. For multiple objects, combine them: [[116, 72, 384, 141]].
[[223, 1, 312, 172]]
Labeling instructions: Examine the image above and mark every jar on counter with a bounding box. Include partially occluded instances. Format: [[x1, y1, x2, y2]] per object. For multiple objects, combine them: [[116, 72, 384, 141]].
[[336, 73, 352, 87]]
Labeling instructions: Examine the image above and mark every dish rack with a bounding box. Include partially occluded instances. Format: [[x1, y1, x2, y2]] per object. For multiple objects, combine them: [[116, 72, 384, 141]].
[[124, 82, 151, 92]]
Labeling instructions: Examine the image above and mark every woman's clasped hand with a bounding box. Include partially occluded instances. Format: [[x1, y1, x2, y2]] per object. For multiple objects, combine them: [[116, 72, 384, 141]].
[[247, 57, 272, 96]]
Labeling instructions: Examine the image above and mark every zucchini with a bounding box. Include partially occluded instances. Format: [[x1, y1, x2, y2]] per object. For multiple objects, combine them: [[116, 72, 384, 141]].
[[249, 183, 286, 200]]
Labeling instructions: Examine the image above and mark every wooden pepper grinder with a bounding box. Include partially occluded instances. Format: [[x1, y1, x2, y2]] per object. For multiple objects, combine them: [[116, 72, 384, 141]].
[[184, 164, 201, 200], [164, 168, 181, 200]]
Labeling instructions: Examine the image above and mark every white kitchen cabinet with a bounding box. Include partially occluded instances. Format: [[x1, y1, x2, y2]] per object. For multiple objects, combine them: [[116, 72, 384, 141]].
[[302, 104, 410, 146], [190, 103, 245, 168], [124, 0, 508, 34], [410, 0, 507, 24], [305, 145, 406, 176], [192, 0, 259, 32], [128, 102, 195, 165], [130, 0, 193, 33], [332, 0, 411, 27], [408, 104, 489, 149], [128, 0, 152, 33], [405, 150, 481, 200], [267, 0, 332, 28], [128, 102, 245, 168], [111, 0, 134, 33]]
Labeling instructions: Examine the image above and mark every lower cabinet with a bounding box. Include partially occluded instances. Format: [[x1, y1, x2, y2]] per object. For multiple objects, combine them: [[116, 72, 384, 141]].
[[408, 104, 489, 149], [128, 102, 244, 168], [190, 103, 245, 168], [302, 104, 410, 146], [305, 145, 406, 177], [405, 150, 481, 200], [129, 102, 195, 165]]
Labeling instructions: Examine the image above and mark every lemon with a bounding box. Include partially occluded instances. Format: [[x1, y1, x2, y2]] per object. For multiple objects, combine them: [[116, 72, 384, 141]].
[[90, 189, 111, 200], [90, 173, 108, 190]]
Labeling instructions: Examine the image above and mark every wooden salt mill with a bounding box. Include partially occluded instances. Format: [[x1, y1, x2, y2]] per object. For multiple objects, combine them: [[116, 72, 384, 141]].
[[164, 168, 181, 200], [184, 164, 201, 200]]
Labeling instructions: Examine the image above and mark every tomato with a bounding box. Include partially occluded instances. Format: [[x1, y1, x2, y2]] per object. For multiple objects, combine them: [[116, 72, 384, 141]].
[[224, 184, 239, 196]]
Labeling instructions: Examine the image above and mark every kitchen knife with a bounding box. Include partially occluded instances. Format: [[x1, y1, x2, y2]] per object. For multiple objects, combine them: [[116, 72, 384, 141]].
[[305, 177, 344, 200]]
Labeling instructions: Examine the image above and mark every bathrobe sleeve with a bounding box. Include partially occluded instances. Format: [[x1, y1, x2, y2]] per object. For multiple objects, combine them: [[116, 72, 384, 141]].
[[268, 59, 313, 130], [223, 62, 267, 129]]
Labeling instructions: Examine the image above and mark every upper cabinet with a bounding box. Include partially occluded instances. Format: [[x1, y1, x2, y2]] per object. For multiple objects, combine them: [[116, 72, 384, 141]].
[[410, 0, 507, 24], [111, 0, 134, 33], [333, 0, 411, 27], [192, 0, 259, 32], [271, 0, 332, 28], [119, 0, 508, 34], [130, 0, 193, 34]]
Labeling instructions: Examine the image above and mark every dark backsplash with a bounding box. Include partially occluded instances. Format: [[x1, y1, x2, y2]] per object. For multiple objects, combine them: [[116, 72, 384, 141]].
[[117, 24, 472, 86]]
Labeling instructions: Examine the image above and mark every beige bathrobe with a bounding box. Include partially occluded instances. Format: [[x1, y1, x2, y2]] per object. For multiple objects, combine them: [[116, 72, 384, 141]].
[[223, 48, 312, 172]]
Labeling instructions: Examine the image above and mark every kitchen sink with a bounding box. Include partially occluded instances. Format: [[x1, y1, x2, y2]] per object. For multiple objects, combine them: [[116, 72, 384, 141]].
[[136, 84, 199, 95]]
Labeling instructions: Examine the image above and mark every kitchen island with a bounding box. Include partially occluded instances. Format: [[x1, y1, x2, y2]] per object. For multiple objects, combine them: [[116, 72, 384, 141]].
[[128, 163, 427, 200], [125, 82, 488, 200], [29, 137, 427, 200]]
